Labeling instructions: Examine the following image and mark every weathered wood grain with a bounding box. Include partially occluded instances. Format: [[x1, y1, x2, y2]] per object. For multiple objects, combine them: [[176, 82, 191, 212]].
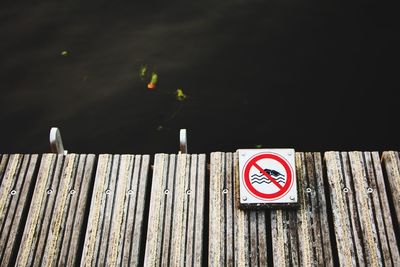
[[209, 152, 267, 267], [144, 153, 206, 267], [0, 154, 38, 266], [382, 151, 400, 228], [15, 153, 95, 267], [271, 152, 334, 267], [2, 149, 398, 267], [81, 154, 150, 267], [325, 151, 400, 266]]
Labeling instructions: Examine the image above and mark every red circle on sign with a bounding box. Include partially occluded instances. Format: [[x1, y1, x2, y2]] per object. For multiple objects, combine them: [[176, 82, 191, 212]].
[[243, 152, 293, 200]]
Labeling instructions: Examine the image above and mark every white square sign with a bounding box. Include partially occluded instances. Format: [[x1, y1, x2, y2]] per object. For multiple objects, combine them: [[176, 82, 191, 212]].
[[238, 148, 297, 206]]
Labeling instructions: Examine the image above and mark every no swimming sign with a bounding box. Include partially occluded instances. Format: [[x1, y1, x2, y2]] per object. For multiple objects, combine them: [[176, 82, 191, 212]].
[[238, 149, 298, 209]]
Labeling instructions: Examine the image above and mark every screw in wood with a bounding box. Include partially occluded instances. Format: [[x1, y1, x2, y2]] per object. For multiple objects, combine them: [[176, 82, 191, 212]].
[[127, 189, 134, 195], [10, 190, 17, 195], [367, 188, 373, 193], [164, 189, 169, 195], [105, 189, 111, 195], [343, 187, 349, 193], [70, 189, 76, 195], [47, 189, 53, 194], [222, 189, 228, 194], [306, 188, 312, 193]]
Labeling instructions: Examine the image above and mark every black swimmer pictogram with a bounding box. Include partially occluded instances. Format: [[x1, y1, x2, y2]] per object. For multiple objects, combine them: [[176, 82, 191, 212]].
[[251, 168, 286, 184]]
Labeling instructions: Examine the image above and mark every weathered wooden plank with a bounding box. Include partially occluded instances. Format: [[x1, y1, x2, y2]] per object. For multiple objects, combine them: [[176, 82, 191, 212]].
[[296, 153, 313, 267], [219, 153, 226, 265], [127, 155, 149, 266], [304, 153, 323, 265], [143, 154, 167, 267], [271, 152, 333, 267], [271, 210, 284, 267], [225, 152, 235, 266], [257, 209, 268, 266], [0, 154, 38, 266], [249, 212, 259, 267], [118, 155, 137, 266], [81, 154, 110, 266], [209, 152, 222, 266], [232, 151, 249, 267], [379, 152, 400, 264], [382, 151, 400, 228], [64, 154, 95, 266], [81, 154, 150, 267], [53, 154, 94, 266], [341, 152, 364, 265], [209, 152, 267, 267], [313, 153, 334, 265], [325, 152, 357, 266], [0, 155, 24, 229], [97, 155, 120, 266], [170, 154, 188, 266], [350, 152, 382, 266], [56, 154, 87, 265], [81, 154, 111, 266], [325, 151, 400, 266], [0, 154, 10, 185], [365, 152, 399, 265], [193, 154, 206, 265], [15, 153, 95, 267], [32, 155, 66, 267], [185, 155, 199, 266], [281, 211, 290, 266], [159, 154, 176, 266], [105, 155, 127, 267], [287, 211, 299, 266], [144, 153, 206, 267]]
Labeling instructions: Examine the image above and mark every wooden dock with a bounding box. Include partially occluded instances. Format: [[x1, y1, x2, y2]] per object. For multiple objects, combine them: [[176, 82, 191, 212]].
[[0, 151, 399, 266]]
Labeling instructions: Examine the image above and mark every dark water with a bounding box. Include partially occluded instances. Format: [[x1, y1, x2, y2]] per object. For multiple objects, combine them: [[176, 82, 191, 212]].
[[1, 0, 399, 154]]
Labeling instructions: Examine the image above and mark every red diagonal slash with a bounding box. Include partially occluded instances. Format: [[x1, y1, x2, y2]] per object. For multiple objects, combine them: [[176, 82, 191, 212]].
[[253, 162, 284, 190]]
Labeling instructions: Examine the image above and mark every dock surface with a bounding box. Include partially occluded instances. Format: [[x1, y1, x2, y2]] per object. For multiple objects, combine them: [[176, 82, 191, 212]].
[[0, 151, 399, 266]]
